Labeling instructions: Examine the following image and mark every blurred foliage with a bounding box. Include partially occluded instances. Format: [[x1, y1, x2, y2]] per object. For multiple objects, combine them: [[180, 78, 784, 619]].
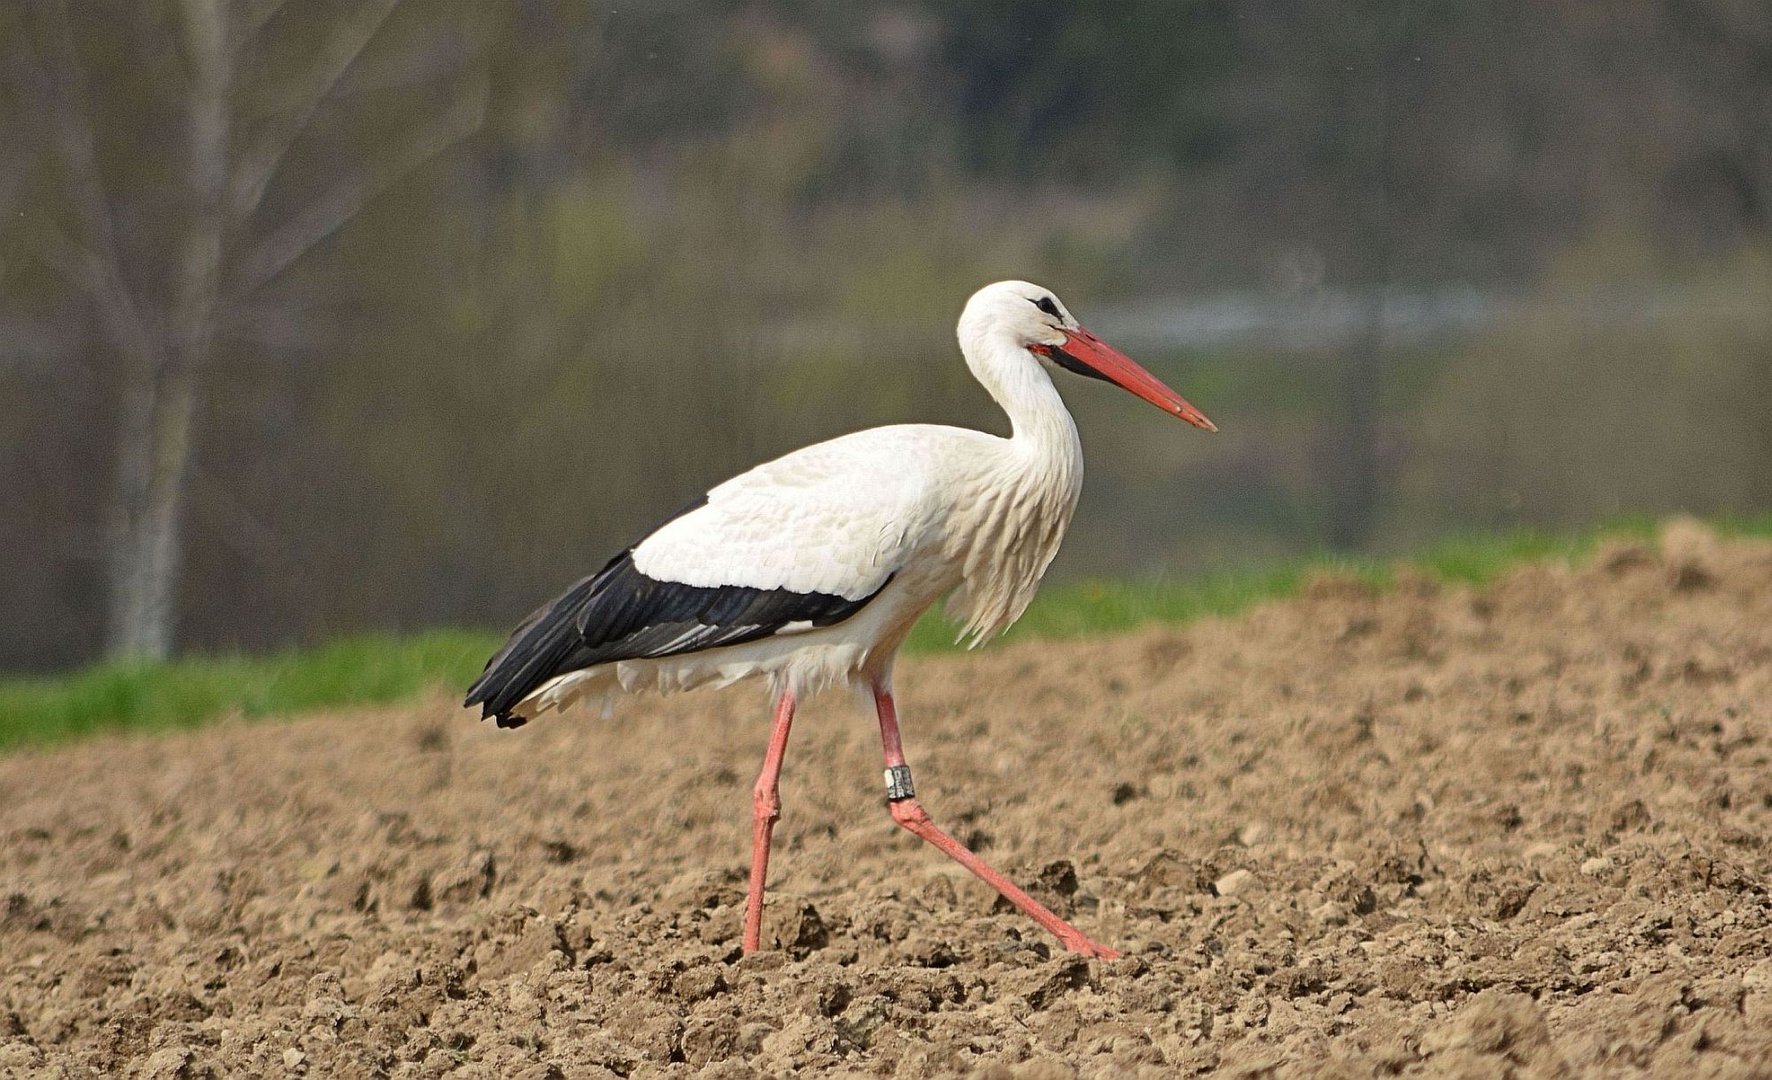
[[1405, 242, 1772, 540], [1, 1, 1769, 669]]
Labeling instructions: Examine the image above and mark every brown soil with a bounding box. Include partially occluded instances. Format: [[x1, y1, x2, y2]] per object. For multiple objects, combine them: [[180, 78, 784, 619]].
[[4, 519, 1772, 1078]]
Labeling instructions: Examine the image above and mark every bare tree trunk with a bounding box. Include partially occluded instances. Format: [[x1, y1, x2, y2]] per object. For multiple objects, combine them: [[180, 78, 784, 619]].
[[28, 0, 476, 662], [106, 353, 201, 658], [1326, 14, 1403, 552], [105, 0, 228, 660]]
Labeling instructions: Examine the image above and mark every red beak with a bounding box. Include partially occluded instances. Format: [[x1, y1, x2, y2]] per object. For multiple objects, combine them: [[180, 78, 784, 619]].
[[1035, 326, 1218, 432]]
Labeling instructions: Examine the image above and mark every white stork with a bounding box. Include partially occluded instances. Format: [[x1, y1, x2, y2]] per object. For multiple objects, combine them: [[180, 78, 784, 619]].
[[466, 280, 1215, 959]]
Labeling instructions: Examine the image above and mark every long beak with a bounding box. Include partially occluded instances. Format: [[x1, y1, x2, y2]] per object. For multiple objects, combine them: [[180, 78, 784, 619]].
[[1040, 326, 1218, 432]]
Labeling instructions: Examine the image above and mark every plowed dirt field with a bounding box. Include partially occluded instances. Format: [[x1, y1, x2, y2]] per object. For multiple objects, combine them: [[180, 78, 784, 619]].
[[4, 520, 1772, 1078]]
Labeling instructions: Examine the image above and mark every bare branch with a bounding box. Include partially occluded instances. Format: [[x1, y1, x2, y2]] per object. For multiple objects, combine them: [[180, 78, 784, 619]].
[[0, 314, 83, 368], [231, 76, 486, 299], [16, 0, 172, 373], [173, 0, 230, 353], [0, 128, 29, 293], [27, 219, 104, 294], [26, 221, 161, 374], [227, 0, 403, 225], [231, 0, 292, 52], [0, 121, 27, 218], [221, 299, 332, 351], [23, 0, 124, 282]]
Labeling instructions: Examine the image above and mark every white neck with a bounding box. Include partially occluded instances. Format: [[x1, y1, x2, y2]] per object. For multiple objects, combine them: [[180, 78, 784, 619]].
[[941, 333, 1086, 644], [964, 334, 1082, 466]]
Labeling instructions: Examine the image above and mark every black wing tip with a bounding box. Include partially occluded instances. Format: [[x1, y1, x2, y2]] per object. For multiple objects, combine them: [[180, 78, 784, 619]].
[[464, 677, 531, 728], [464, 694, 530, 729]]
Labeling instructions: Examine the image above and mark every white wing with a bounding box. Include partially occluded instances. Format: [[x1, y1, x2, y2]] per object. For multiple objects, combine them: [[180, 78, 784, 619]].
[[630, 426, 958, 600]]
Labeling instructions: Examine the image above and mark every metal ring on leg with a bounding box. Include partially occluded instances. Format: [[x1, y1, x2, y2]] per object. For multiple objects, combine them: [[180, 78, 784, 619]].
[[883, 764, 915, 801]]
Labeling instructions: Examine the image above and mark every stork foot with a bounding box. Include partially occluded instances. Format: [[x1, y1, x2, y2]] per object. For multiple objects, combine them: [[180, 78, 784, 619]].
[[886, 796, 1120, 960]]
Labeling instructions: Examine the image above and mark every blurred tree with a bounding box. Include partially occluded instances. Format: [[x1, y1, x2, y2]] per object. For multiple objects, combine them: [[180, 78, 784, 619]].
[[9, 0, 485, 660], [930, 0, 1239, 180]]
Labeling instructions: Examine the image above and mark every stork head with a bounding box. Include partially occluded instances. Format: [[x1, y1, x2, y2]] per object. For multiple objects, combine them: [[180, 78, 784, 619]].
[[959, 280, 1216, 431]]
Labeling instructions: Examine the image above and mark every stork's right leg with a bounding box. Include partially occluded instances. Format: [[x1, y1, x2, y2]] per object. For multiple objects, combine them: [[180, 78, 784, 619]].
[[871, 683, 1119, 959], [743, 691, 796, 952]]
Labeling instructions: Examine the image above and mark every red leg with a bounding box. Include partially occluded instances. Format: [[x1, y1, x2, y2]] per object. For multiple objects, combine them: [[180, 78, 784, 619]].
[[872, 684, 1119, 959], [743, 691, 796, 953]]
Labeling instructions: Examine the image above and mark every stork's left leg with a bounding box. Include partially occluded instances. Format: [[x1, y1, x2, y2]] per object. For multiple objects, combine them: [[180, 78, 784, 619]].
[[743, 691, 796, 953], [871, 683, 1120, 959]]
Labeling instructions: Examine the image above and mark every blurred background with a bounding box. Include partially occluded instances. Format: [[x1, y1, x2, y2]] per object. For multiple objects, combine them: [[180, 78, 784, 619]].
[[1, 1, 1768, 672]]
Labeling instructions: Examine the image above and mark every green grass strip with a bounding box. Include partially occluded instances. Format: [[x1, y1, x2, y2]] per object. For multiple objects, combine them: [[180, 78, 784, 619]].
[[3, 514, 1768, 752], [0, 630, 497, 753]]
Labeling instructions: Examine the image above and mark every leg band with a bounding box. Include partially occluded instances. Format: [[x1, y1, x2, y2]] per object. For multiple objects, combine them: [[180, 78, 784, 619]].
[[884, 764, 915, 801]]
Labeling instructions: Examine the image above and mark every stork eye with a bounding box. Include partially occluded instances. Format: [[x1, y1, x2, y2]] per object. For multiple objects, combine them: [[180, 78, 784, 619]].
[[1030, 296, 1061, 319]]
